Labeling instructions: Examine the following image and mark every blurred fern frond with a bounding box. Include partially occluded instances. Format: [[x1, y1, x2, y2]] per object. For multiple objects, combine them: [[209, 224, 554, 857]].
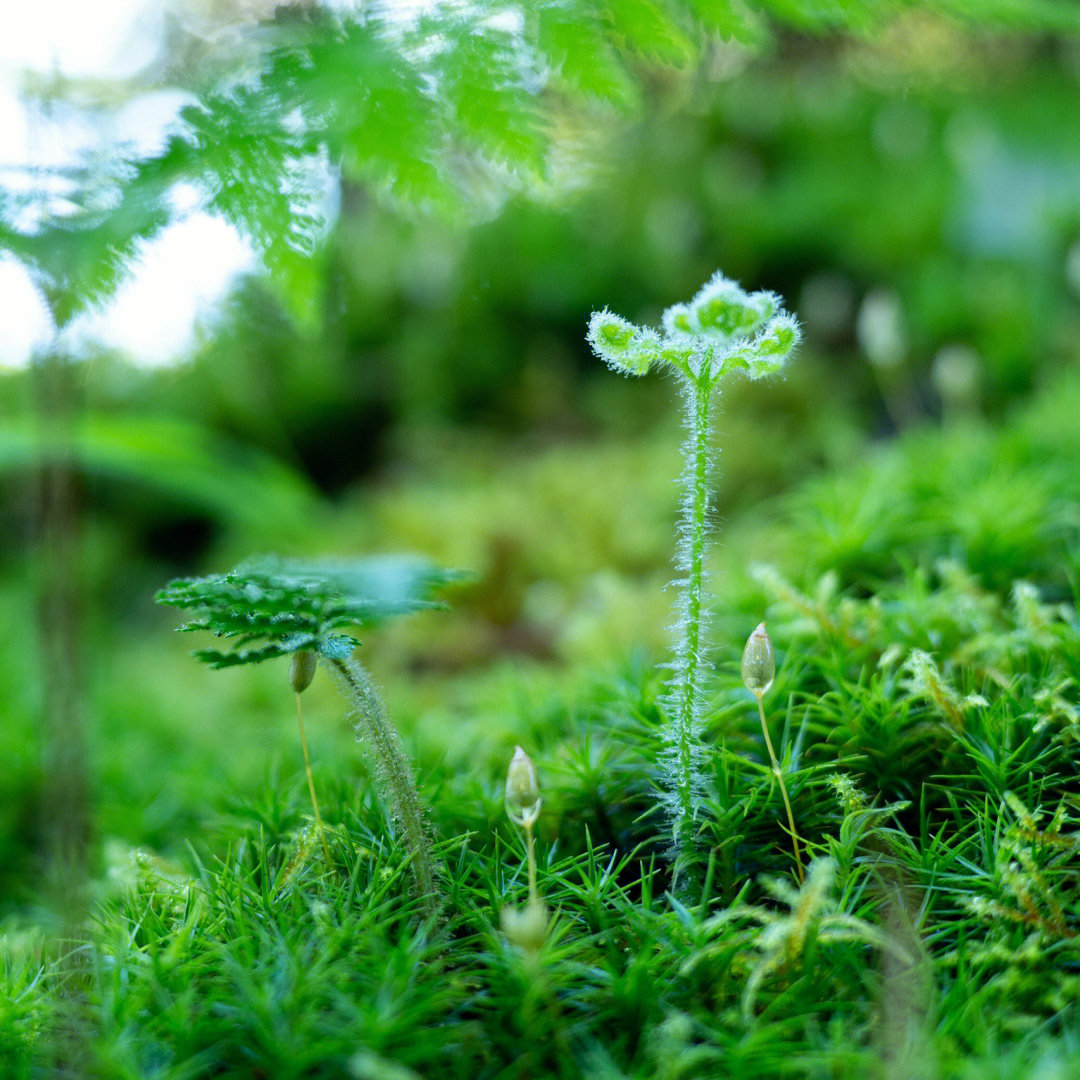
[[156, 555, 466, 667]]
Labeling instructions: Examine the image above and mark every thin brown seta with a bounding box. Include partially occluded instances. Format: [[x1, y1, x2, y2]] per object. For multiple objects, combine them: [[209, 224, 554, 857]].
[[755, 689, 804, 884], [295, 690, 331, 864]]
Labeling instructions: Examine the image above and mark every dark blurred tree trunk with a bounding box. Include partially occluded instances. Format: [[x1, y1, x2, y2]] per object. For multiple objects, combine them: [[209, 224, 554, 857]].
[[34, 350, 91, 1075]]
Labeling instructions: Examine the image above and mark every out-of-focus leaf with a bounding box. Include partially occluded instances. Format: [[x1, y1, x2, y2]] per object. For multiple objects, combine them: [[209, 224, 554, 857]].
[[535, 3, 638, 103], [609, 0, 695, 65], [0, 413, 318, 535], [8, 146, 184, 327], [156, 554, 467, 667], [680, 0, 768, 42], [434, 21, 546, 176]]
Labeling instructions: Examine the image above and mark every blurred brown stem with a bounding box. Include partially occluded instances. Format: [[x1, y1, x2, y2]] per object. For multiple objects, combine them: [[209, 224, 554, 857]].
[[295, 691, 331, 863], [34, 352, 90, 916], [34, 350, 92, 1077]]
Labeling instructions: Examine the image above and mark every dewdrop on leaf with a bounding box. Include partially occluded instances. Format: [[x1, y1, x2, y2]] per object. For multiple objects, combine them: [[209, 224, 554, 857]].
[[290, 649, 317, 693], [741, 623, 775, 696], [505, 746, 541, 827]]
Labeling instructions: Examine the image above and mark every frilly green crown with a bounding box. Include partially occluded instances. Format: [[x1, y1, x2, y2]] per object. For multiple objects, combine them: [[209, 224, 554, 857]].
[[588, 272, 799, 385]]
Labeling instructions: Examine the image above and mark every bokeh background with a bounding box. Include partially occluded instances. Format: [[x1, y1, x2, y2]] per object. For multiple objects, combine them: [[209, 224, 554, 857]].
[[2, 0, 1080, 919]]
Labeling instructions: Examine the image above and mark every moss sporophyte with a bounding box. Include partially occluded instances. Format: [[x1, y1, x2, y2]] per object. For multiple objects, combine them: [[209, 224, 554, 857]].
[[742, 623, 804, 882], [502, 745, 546, 952], [587, 272, 800, 872]]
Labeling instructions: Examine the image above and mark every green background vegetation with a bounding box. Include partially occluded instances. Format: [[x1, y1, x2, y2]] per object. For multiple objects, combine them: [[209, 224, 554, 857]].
[[2, 1, 1079, 1076]]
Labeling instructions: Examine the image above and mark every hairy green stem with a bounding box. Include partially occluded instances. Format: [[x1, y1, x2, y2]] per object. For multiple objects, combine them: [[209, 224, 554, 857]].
[[328, 655, 439, 914], [669, 368, 714, 858]]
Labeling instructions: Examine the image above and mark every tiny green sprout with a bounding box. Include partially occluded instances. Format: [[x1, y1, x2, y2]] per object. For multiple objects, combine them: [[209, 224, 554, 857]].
[[742, 623, 803, 883], [502, 746, 546, 952], [588, 270, 800, 871], [157, 555, 465, 915], [586, 309, 658, 376]]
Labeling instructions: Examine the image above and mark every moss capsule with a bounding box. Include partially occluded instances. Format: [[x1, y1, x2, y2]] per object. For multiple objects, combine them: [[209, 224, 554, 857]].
[[505, 745, 541, 828], [741, 622, 775, 696], [290, 649, 317, 694]]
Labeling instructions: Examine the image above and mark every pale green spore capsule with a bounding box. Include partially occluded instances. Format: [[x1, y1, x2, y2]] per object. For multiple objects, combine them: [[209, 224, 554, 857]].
[[500, 898, 547, 952], [741, 622, 775, 696], [505, 745, 542, 827], [290, 649, 318, 694]]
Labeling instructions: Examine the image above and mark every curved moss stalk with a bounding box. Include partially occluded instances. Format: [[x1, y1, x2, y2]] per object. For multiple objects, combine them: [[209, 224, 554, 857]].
[[327, 655, 439, 915]]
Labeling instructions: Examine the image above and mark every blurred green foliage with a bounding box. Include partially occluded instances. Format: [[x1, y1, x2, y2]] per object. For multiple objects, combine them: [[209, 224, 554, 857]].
[[2, 6, 1080, 1072], [7, 13, 1079, 516], [1, 8, 1079, 870]]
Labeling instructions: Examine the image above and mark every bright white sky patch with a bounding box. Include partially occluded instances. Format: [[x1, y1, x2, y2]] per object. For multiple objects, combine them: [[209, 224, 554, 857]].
[[66, 213, 257, 367], [0, 255, 53, 367], [0, 0, 161, 80], [0, 1, 282, 368]]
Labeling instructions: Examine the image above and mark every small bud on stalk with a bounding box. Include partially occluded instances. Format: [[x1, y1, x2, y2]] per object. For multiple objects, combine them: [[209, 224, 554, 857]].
[[505, 745, 542, 828], [500, 899, 547, 954], [503, 745, 546, 949], [290, 649, 329, 862], [290, 650, 318, 694], [741, 623, 775, 696], [742, 621, 803, 882]]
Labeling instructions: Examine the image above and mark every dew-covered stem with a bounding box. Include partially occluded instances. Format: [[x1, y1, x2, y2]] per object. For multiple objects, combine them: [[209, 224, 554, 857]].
[[587, 271, 800, 869], [328, 655, 439, 913], [669, 370, 714, 855]]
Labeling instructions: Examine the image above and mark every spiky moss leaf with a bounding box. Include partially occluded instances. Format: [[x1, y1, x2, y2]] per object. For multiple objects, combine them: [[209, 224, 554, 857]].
[[157, 555, 466, 668]]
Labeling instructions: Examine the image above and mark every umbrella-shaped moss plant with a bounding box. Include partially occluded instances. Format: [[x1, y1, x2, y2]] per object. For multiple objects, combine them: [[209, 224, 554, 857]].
[[156, 555, 463, 913], [588, 271, 800, 874]]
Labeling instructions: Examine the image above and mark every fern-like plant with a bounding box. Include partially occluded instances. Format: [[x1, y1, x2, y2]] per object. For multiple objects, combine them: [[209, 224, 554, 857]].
[[587, 271, 800, 869], [156, 555, 462, 914]]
